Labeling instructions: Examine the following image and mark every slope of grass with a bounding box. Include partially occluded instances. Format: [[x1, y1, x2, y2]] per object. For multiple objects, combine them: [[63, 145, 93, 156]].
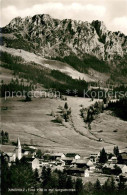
[[53, 54, 110, 74], [1, 51, 89, 97]]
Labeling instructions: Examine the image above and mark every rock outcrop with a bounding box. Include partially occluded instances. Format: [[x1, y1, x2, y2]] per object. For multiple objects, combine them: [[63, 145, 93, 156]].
[[1, 14, 127, 63]]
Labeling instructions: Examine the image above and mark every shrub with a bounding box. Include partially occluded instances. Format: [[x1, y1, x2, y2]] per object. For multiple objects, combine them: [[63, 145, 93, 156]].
[[55, 115, 63, 123]]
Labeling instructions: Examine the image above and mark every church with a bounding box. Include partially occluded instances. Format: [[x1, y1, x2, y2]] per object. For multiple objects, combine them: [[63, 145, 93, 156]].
[[3, 137, 36, 165]]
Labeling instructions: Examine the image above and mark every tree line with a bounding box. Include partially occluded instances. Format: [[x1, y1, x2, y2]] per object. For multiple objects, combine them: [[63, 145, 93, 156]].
[[1, 154, 127, 195], [1, 78, 33, 98], [1, 52, 89, 97], [107, 98, 127, 121], [0, 130, 9, 144]]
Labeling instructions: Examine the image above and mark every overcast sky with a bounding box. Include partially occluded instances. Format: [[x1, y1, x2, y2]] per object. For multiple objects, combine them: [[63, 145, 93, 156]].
[[1, 0, 127, 34]]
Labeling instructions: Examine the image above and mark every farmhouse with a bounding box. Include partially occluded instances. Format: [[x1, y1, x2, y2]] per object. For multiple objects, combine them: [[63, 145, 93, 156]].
[[43, 152, 65, 161], [24, 157, 40, 170], [89, 153, 100, 163], [120, 152, 127, 164], [62, 153, 81, 165], [117, 164, 127, 174], [108, 156, 117, 164], [3, 152, 16, 164], [65, 153, 80, 159], [103, 163, 127, 174], [72, 159, 94, 169], [65, 167, 85, 176]]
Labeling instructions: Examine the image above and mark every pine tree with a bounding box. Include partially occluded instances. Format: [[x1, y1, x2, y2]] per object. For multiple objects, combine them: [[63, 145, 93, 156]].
[[113, 146, 119, 157], [94, 179, 101, 191], [64, 102, 68, 109], [75, 178, 83, 193], [66, 176, 73, 189], [34, 168, 39, 182], [110, 176, 115, 191], [118, 177, 125, 192], [99, 148, 107, 163]]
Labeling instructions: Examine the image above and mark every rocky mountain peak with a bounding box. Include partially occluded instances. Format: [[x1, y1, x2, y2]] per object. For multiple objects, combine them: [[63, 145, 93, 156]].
[[8, 16, 23, 29], [1, 14, 127, 62], [92, 20, 107, 36]]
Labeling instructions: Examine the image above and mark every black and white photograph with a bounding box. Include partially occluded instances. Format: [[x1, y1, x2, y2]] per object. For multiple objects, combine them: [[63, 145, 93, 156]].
[[0, 0, 127, 194]]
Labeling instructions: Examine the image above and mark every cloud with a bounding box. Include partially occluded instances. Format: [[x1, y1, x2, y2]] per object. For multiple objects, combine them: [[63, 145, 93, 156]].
[[1, 3, 106, 26], [108, 17, 127, 34]]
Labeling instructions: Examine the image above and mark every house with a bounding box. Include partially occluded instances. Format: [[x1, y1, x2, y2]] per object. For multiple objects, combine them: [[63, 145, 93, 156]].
[[49, 153, 65, 160], [72, 159, 93, 168], [25, 157, 40, 170], [84, 169, 90, 177], [65, 167, 85, 176], [120, 152, 127, 164], [65, 153, 80, 160], [89, 153, 100, 163], [62, 157, 74, 165], [108, 156, 117, 164], [22, 147, 36, 158], [3, 152, 16, 163], [31, 158, 40, 170], [117, 164, 127, 174], [43, 152, 65, 161], [39, 160, 50, 168], [72, 158, 95, 173], [62, 153, 80, 165], [51, 165, 64, 172], [103, 164, 127, 174]]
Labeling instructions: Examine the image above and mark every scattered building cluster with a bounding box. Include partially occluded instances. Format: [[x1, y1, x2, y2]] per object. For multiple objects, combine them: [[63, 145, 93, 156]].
[[2, 138, 127, 182]]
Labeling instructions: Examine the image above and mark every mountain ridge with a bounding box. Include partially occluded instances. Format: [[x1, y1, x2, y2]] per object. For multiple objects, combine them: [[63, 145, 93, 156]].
[[1, 14, 127, 62], [1, 14, 127, 83]]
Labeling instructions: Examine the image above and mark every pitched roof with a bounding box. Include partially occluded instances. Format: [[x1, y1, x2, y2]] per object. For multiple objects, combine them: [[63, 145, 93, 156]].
[[66, 153, 80, 157], [117, 164, 127, 169], [5, 152, 15, 157], [72, 159, 89, 164], [111, 156, 117, 160], [62, 157, 74, 161], [121, 153, 127, 160], [103, 163, 115, 169], [65, 167, 85, 172], [50, 153, 64, 157], [103, 164, 127, 170]]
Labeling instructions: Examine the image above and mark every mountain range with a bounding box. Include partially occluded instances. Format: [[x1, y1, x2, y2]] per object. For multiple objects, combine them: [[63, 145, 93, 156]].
[[1, 14, 127, 83]]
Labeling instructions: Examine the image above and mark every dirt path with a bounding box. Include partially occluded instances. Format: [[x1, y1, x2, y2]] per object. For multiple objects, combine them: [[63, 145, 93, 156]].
[[68, 97, 115, 146]]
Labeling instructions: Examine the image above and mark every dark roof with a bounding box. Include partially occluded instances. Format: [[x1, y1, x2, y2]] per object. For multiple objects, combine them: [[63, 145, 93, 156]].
[[121, 153, 127, 160], [65, 167, 85, 172], [72, 159, 89, 164], [62, 157, 74, 161], [66, 153, 79, 157], [22, 147, 36, 152]]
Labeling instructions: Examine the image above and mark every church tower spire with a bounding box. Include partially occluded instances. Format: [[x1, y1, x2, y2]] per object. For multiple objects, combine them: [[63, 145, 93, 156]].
[[16, 137, 22, 160]]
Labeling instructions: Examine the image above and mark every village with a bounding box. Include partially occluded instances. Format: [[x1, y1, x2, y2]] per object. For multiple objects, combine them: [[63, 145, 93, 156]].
[[1, 136, 127, 186]]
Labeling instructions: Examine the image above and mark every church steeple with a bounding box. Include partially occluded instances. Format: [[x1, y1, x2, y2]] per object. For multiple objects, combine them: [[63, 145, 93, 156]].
[[16, 137, 22, 160], [17, 137, 21, 148]]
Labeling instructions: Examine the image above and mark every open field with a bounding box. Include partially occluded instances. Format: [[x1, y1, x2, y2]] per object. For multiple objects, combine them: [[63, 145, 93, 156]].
[[91, 110, 127, 151], [1, 95, 127, 156], [1, 56, 126, 156], [0, 67, 14, 84]]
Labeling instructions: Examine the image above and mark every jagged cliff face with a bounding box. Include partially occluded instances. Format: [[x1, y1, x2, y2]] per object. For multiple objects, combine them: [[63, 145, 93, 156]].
[[1, 14, 127, 62]]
